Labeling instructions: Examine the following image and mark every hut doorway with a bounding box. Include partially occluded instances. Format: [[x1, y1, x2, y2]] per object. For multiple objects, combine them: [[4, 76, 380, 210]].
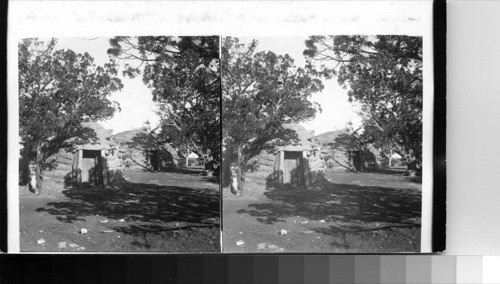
[[350, 150, 363, 172], [283, 151, 304, 186], [81, 150, 102, 185], [147, 150, 160, 171]]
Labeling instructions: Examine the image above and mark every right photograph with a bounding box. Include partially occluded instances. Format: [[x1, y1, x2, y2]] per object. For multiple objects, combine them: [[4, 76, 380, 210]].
[[221, 36, 423, 253]]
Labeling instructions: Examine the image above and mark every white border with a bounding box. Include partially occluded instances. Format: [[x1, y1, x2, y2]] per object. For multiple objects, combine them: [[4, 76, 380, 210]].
[[8, 0, 434, 253]]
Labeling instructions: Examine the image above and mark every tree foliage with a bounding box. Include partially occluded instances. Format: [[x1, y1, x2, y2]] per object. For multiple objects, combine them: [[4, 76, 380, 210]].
[[222, 37, 323, 189], [19, 38, 123, 189], [107, 36, 220, 159], [304, 35, 423, 159]]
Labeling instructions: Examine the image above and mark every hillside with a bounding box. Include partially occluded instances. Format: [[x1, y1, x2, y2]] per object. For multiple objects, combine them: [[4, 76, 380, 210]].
[[315, 130, 346, 145], [113, 129, 146, 144]]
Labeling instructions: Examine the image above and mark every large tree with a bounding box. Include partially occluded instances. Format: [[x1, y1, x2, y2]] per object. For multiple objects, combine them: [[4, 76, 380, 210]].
[[19, 38, 123, 193], [304, 35, 423, 161], [107, 36, 220, 161], [222, 37, 323, 195]]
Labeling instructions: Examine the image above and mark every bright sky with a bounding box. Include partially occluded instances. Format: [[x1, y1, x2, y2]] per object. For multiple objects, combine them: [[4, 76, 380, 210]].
[[55, 37, 160, 134], [240, 36, 362, 136]]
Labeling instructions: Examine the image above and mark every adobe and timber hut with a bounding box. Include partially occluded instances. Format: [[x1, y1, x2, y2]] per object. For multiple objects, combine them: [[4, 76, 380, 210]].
[[245, 124, 325, 188], [113, 129, 178, 171], [39, 122, 122, 187], [316, 130, 380, 172], [71, 122, 122, 186]]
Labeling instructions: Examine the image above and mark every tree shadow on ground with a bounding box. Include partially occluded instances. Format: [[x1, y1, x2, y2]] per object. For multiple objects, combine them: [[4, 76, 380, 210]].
[[36, 176, 220, 248], [237, 174, 421, 233]]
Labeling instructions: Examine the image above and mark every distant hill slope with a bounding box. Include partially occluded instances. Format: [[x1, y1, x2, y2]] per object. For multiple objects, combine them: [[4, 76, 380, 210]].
[[315, 130, 346, 145], [113, 129, 146, 143]]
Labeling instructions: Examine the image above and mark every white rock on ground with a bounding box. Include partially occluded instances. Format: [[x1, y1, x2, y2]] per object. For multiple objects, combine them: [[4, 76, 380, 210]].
[[236, 240, 245, 247]]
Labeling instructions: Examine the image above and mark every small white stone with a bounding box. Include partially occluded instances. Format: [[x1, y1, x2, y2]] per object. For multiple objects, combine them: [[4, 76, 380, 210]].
[[236, 240, 245, 246], [257, 243, 266, 250], [57, 242, 67, 249], [280, 229, 288, 235], [80, 228, 88, 234], [37, 238, 45, 245]]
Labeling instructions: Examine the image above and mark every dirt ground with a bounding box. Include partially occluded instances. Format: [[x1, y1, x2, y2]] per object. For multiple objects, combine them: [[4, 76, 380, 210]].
[[222, 169, 422, 253], [20, 168, 220, 252]]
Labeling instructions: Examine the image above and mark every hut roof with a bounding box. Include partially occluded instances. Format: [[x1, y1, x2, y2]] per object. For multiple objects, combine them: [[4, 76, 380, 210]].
[[73, 122, 116, 150], [275, 124, 320, 152]]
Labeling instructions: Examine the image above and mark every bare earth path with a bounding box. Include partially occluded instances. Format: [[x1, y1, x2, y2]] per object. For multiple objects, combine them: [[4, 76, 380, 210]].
[[20, 169, 220, 252], [222, 170, 421, 253]]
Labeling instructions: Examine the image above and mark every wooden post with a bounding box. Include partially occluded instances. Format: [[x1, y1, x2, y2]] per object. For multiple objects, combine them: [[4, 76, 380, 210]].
[[278, 150, 284, 184], [273, 152, 279, 183], [302, 151, 310, 187], [101, 149, 108, 186], [77, 149, 83, 185], [72, 150, 78, 186]]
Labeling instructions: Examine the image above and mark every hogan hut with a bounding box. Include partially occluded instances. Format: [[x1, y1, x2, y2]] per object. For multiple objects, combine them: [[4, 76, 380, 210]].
[[113, 129, 178, 171], [316, 130, 381, 172], [71, 122, 122, 186], [41, 122, 122, 187], [245, 124, 325, 188]]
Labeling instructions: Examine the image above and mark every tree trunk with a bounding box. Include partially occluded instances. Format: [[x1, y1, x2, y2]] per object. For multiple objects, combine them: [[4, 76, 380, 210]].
[[28, 144, 43, 194], [388, 149, 393, 168], [230, 145, 244, 196]]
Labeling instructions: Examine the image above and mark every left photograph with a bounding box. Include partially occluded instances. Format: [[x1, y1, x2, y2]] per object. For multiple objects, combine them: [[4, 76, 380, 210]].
[[17, 36, 221, 252]]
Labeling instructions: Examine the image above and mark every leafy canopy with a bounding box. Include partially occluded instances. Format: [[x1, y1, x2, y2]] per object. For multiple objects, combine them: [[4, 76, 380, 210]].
[[108, 36, 220, 159], [304, 35, 423, 158], [223, 37, 323, 163], [19, 38, 123, 163]]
